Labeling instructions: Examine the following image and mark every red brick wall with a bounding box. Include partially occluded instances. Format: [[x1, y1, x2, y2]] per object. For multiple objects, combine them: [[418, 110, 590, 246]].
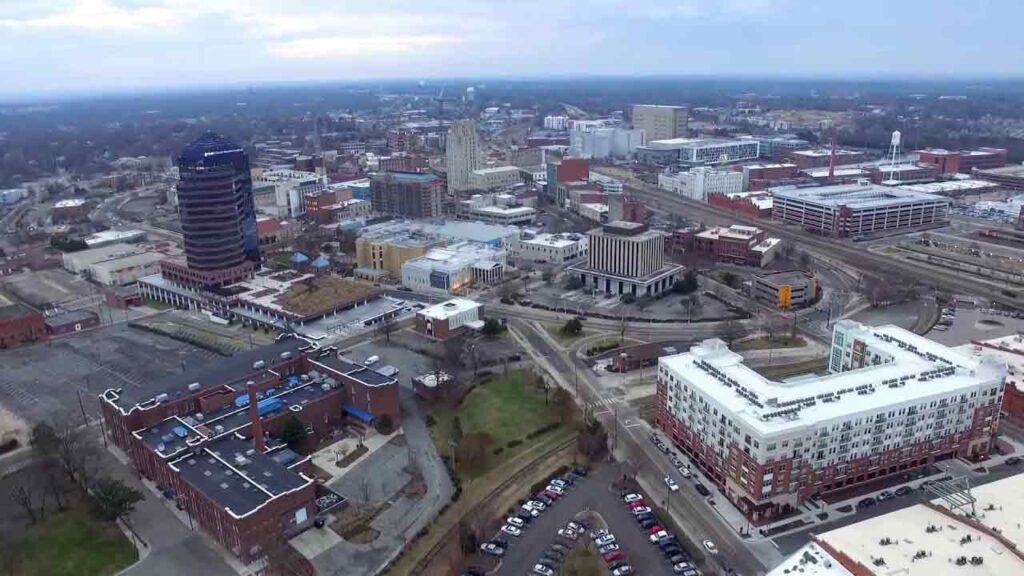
[[0, 311, 47, 348], [557, 158, 590, 183], [919, 150, 960, 174]]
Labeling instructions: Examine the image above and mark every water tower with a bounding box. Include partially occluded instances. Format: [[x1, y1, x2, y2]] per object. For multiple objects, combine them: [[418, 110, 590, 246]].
[[885, 130, 902, 182]]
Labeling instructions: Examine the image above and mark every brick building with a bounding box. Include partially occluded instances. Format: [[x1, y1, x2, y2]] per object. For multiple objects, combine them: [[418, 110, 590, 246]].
[[370, 171, 444, 218], [414, 298, 483, 340], [917, 147, 1008, 175], [785, 149, 867, 169], [707, 192, 773, 219], [656, 321, 1005, 522], [0, 303, 46, 348], [100, 337, 400, 562], [684, 225, 782, 267], [44, 309, 101, 336]]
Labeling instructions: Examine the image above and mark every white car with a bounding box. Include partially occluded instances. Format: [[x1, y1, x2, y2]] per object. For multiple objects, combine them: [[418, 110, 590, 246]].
[[520, 506, 540, 517], [501, 524, 522, 537], [506, 516, 525, 528], [649, 529, 669, 543], [624, 493, 644, 503], [546, 485, 565, 495], [703, 539, 718, 554], [526, 500, 546, 511], [595, 534, 617, 547], [533, 564, 555, 576], [557, 528, 578, 540], [567, 521, 583, 532], [550, 479, 568, 488], [612, 566, 633, 576], [480, 542, 505, 556], [665, 476, 679, 492], [632, 506, 652, 516], [677, 466, 692, 479]]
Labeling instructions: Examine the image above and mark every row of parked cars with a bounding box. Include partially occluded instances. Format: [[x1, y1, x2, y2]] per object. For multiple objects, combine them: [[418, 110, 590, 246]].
[[623, 492, 701, 576], [651, 433, 713, 498], [586, 527, 632, 576], [532, 519, 588, 576]]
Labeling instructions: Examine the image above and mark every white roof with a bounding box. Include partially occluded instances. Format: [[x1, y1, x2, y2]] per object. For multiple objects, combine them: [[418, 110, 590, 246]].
[[54, 198, 87, 208], [418, 298, 481, 320], [767, 542, 853, 576], [519, 233, 585, 248], [899, 179, 999, 194], [659, 322, 1004, 436], [472, 205, 536, 216], [817, 474, 1024, 576], [83, 229, 146, 246], [472, 166, 521, 175]]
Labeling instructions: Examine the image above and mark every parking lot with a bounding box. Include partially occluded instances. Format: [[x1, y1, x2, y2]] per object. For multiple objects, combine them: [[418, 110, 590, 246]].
[[926, 305, 1024, 345], [464, 463, 701, 576]]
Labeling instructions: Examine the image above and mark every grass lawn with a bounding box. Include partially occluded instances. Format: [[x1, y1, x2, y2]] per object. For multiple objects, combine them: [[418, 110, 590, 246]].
[[429, 370, 563, 478], [562, 543, 605, 576], [735, 335, 806, 351], [542, 322, 589, 346], [9, 508, 137, 576]]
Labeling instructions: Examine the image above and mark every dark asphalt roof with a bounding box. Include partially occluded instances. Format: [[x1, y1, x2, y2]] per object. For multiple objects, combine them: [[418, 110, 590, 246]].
[[312, 354, 397, 388], [44, 309, 99, 328], [0, 303, 39, 321], [112, 336, 311, 409]]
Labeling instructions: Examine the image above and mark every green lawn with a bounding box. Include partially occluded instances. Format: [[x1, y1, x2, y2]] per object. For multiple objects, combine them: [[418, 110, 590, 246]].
[[542, 322, 588, 346], [429, 370, 563, 478], [735, 335, 806, 351], [9, 508, 137, 576], [562, 544, 605, 576]]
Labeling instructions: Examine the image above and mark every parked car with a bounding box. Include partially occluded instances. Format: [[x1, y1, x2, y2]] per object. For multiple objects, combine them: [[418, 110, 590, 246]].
[[501, 525, 521, 537], [612, 566, 633, 576], [650, 530, 669, 543], [520, 506, 540, 518], [603, 551, 625, 564], [599, 543, 620, 554], [894, 486, 913, 497], [557, 528, 578, 540], [1006, 456, 1021, 466], [567, 521, 583, 532], [632, 506, 652, 516], [624, 493, 644, 503], [595, 534, 617, 547], [532, 565, 554, 576], [546, 485, 565, 495], [694, 483, 710, 497], [480, 542, 505, 557], [506, 516, 525, 528], [665, 476, 679, 492], [857, 497, 876, 509], [550, 479, 568, 489], [677, 466, 692, 479], [526, 500, 546, 511], [489, 537, 509, 549], [635, 513, 653, 523], [703, 539, 718, 555]]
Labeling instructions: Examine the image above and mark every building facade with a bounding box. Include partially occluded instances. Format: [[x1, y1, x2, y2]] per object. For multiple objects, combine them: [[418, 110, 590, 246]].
[[469, 166, 522, 191], [445, 120, 483, 193], [370, 171, 444, 218], [753, 270, 817, 309], [687, 225, 781, 267], [569, 221, 681, 296], [414, 298, 483, 340], [659, 167, 745, 202], [656, 321, 1005, 522], [0, 303, 46, 348], [509, 232, 588, 265], [632, 105, 688, 141], [917, 147, 1008, 175], [771, 183, 949, 238]]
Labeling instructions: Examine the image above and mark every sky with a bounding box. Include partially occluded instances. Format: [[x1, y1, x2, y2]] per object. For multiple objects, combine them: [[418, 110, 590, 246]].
[[0, 0, 1022, 97]]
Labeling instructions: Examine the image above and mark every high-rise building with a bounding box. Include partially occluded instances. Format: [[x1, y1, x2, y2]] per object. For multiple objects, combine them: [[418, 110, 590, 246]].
[[632, 104, 688, 141], [569, 221, 681, 297], [445, 120, 482, 193], [370, 171, 444, 218], [170, 132, 260, 287], [656, 320, 1005, 522]]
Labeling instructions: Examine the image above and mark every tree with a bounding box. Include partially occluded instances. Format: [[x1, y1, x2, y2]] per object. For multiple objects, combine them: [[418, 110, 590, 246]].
[[451, 416, 464, 445], [552, 387, 576, 425], [455, 432, 494, 471], [374, 414, 395, 435], [481, 318, 504, 338], [562, 317, 583, 336], [563, 275, 584, 291], [377, 317, 397, 343], [280, 417, 308, 450], [542, 268, 556, 284], [684, 293, 703, 320], [9, 476, 40, 525], [798, 251, 812, 270], [576, 413, 608, 460], [90, 477, 143, 522], [458, 519, 480, 555], [721, 271, 739, 289], [673, 269, 699, 294], [722, 318, 747, 346]]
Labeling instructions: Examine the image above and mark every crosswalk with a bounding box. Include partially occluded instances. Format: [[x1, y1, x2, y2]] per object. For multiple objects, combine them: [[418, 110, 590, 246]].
[[587, 397, 624, 413]]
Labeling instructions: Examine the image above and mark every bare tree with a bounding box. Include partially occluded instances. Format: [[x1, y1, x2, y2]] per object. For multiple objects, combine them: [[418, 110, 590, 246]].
[[377, 316, 397, 343], [722, 318, 747, 347], [10, 476, 40, 525]]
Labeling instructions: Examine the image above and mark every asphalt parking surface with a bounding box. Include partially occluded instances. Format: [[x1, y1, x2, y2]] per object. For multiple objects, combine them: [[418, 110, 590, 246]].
[[469, 463, 692, 576]]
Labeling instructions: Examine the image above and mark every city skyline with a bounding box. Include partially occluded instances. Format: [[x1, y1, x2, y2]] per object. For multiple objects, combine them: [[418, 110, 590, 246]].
[[2, 0, 1023, 97]]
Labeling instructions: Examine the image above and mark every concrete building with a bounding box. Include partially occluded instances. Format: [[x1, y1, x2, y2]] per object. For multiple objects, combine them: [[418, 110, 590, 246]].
[[688, 225, 782, 267], [0, 188, 28, 205], [509, 232, 588, 265], [578, 202, 609, 223], [370, 171, 444, 218], [972, 164, 1024, 191], [99, 338, 399, 562], [0, 302, 46, 348], [414, 298, 483, 340], [456, 193, 537, 226], [543, 116, 568, 130], [786, 148, 868, 169], [638, 138, 759, 168], [445, 120, 483, 193], [354, 228, 443, 282], [63, 243, 145, 274], [753, 270, 817, 309], [659, 167, 745, 202], [469, 166, 522, 191], [254, 170, 325, 218], [632, 105, 688, 141], [569, 127, 645, 159], [401, 243, 505, 294], [569, 221, 681, 297], [751, 135, 810, 162], [771, 183, 950, 238], [656, 320, 1005, 521], [89, 252, 165, 286], [917, 147, 1008, 175]]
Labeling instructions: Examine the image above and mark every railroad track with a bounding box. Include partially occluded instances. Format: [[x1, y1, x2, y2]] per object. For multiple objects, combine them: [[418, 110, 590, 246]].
[[630, 185, 1024, 309]]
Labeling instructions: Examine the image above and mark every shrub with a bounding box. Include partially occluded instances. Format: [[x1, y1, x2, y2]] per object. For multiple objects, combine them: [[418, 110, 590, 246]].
[[507, 439, 523, 448]]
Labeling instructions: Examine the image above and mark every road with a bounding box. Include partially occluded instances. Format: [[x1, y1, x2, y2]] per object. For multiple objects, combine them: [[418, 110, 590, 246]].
[[509, 319, 769, 575]]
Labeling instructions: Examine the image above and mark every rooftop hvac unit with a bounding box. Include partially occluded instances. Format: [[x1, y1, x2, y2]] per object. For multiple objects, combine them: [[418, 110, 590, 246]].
[[188, 382, 201, 392], [195, 412, 204, 421], [253, 360, 266, 370], [155, 393, 169, 403], [281, 351, 292, 360]]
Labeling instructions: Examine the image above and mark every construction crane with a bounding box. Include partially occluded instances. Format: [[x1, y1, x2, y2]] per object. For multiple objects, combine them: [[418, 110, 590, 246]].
[[827, 124, 838, 183]]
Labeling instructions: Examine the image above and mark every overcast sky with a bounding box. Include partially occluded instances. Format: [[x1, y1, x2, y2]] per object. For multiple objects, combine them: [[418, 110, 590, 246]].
[[1, 0, 1021, 97]]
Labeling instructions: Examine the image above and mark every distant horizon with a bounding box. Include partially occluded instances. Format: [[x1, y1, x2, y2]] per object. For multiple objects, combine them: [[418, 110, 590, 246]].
[[2, 1, 1022, 103]]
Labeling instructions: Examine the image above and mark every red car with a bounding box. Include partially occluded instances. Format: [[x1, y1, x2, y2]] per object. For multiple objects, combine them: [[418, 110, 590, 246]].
[[541, 489, 560, 500], [629, 501, 647, 510], [603, 551, 625, 564], [648, 525, 664, 535]]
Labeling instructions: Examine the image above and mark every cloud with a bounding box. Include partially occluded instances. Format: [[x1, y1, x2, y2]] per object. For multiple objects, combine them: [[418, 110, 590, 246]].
[[0, 0, 189, 31], [269, 34, 462, 59]]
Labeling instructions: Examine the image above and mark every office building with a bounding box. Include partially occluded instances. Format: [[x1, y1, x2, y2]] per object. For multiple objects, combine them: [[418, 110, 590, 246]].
[[544, 157, 590, 201], [510, 232, 588, 265], [99, 338, 400, 562], [770, 474, 1024, 576], [168, 132, 260, 288], [917, 147, 1008, 175], [771, 183, 949, 238], [401, 243, 506, 294], [637, 138, 759, 168], [687, 225, 781, 267], [469, 166, 522, 191], [659, 167, 744, 202], [253, 170, 325, 218], [753, 270, 817, 309], [414, 298, 483, 340], [456, 193, 537, 226], [569, 221, 681, 297], [370, 171, 444, 218], [752, 135, 810, 161], [445, 120, 483, 193], [632, 105, 688, 141], [656, 320, 1005, 521], [569, 127, 645, 159]]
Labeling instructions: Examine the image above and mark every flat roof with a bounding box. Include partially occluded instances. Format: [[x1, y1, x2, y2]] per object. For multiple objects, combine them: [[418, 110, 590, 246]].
[[772, 183, 948, 209], [83, 229, 146, 245], [44, 309, 98, 328], [519, 232, 585, 248], [659, 321, 1004, 436], [54, 198, 87, 208], [974, 165, 1024, 178], [418, 298, 481, 320], [89, 251, 164, 271], [790, 148, 863, 158], [757, 270, 813, 286], [471, 205, 536, 216], [899, 179, 999, 194], [473, 166, 521, 175], [0, 303, 38, 321], [817, 475, 1024, 576], [273, 276, 380, 318], [767, 542, 853, 576], [310, 354, 398, 388]]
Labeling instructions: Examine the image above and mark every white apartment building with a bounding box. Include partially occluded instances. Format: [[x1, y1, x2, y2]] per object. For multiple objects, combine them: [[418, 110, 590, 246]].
[[510, 232, 588, 265], [657, 320, 1005, 521], [632, 105, 688, 141], [254, 170, 325, 218], [445, 120, 483, 193], [658, 167, 745, 201], [543, 115, 568, 130]]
